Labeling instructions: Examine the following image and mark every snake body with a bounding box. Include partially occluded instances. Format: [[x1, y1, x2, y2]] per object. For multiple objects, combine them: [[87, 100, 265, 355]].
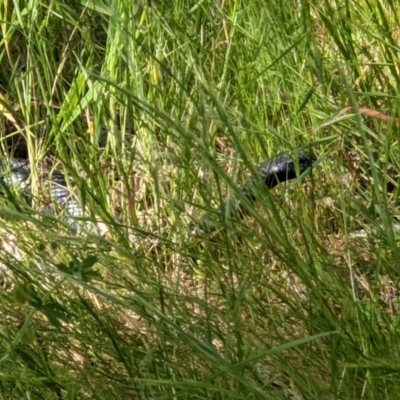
[[0, 151, 316, 234], [0, 158, 87, 231]]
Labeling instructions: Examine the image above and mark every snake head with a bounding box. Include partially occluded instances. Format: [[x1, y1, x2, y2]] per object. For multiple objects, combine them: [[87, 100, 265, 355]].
[[240, 151, 316, 201], [258, 151, 316, 189], [296, 151, 317, 174], [194, 150, 316, 236]]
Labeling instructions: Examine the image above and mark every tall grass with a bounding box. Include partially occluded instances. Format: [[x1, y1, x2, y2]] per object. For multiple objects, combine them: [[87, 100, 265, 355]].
[[0, 0, 399, 398]]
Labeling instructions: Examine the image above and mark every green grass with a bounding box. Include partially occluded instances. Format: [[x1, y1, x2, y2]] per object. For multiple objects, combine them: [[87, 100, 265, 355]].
[[0, 0, 399, 398]]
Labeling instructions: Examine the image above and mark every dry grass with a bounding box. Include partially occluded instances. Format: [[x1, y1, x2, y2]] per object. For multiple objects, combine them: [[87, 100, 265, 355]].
[[0, 0, 400, 398]]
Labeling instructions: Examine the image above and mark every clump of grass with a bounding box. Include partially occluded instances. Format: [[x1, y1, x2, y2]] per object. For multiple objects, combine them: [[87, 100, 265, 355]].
[[0, 0, 399, 398]]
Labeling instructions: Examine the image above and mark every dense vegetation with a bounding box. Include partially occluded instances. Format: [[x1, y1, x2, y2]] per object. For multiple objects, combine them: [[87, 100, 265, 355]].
[[0, 0, 399, 398]]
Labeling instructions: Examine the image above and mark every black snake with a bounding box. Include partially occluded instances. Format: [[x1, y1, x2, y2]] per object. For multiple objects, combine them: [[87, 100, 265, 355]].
[[0, 151, 316, 236]]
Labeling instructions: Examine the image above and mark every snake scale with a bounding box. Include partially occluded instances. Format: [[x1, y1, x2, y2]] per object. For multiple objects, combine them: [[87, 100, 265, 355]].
[[0, 151, 316, 237]]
